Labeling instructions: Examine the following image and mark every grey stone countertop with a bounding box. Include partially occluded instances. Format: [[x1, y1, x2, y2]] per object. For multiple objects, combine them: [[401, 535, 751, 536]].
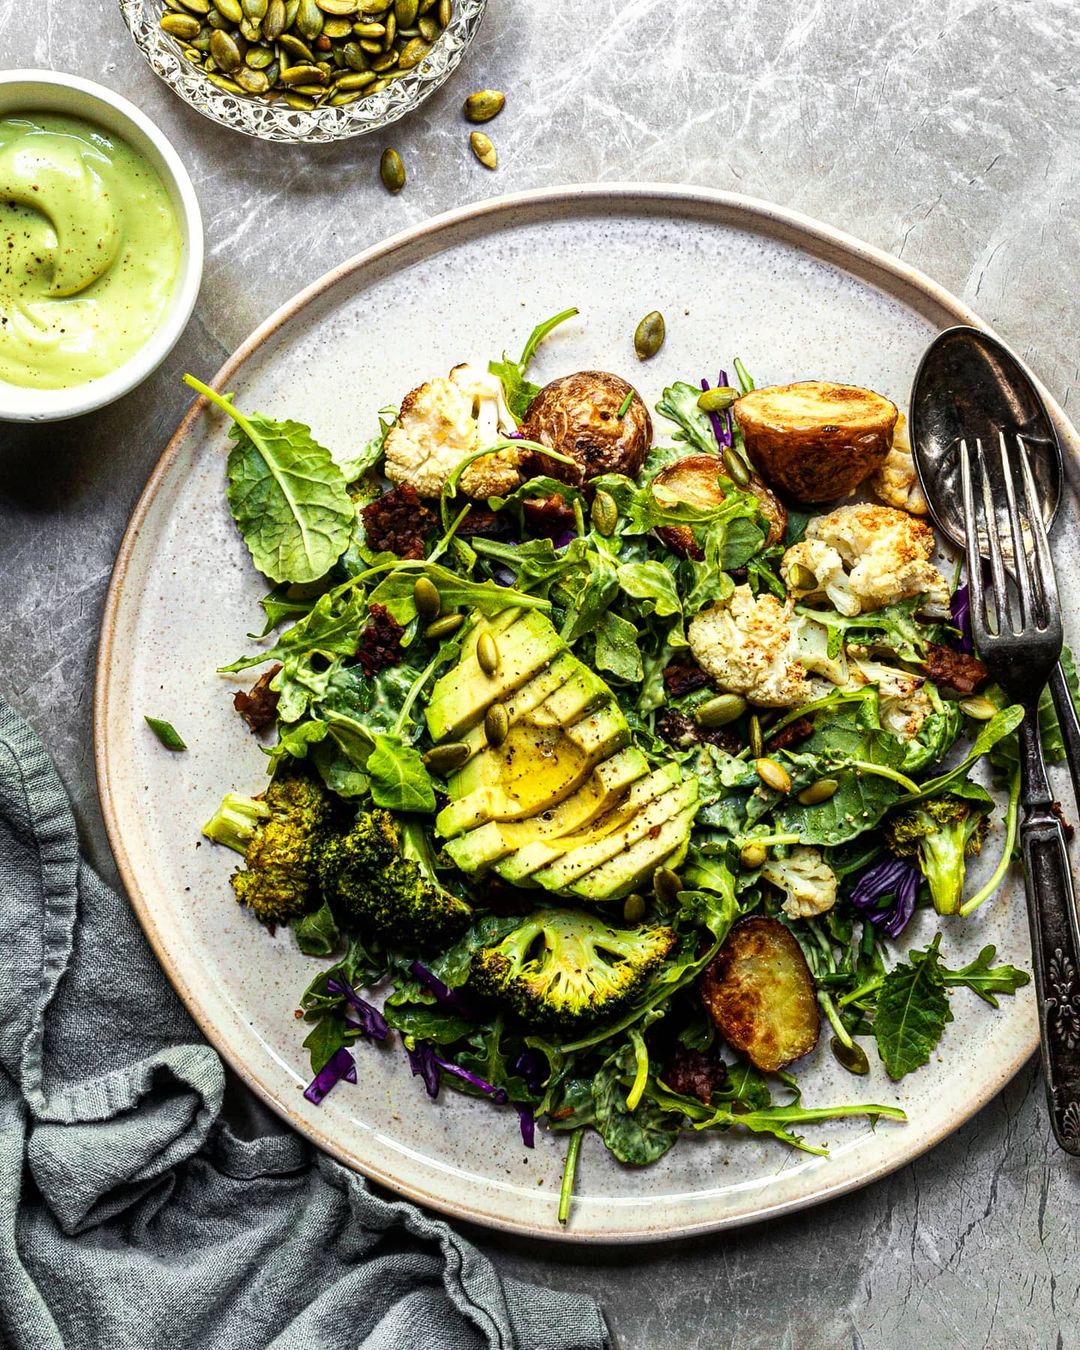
[[3, 1, 1080, 1345]]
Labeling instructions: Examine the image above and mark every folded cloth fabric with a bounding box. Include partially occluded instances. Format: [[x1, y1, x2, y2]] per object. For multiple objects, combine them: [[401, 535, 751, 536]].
[[0, 697, 610, 1350]]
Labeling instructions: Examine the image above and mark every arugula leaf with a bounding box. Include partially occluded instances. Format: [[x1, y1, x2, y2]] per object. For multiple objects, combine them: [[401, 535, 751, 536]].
[[334, 408, 394, 484], [186, 376, 354, 585], [592, 1044, 681, 1165], [655, 381, 717, 455], [904, 705, 1024, 801], [144, 716, 186, 751], [488, 307, 579, 421], [617, 561, 682, 618], [689, 1100, 906, 1153], [594, 610, 644, 682], [368, 561, 548, 624], [938, 944, 1030, 1008], [873, 936, 953, 1079], [293, 899, 342, 957], [795, 598, 933, 663], [366, 734, 436, 812]]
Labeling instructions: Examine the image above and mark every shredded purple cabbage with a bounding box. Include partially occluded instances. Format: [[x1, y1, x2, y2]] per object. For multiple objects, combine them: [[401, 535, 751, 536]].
[[511, 1048, 548, 1094], [303, 1046, 357, 1106], [700, 373, 734, 450], [326, 975, 390, 1042], [405, 1039, 510, 1105], [850, 858, 921, 938], [409, 960, 476, 1018], [950, 582, 974, 654], [516, 1104, 536, 1148], [718, 368, 735, 448], [550, 529, 576, 550]]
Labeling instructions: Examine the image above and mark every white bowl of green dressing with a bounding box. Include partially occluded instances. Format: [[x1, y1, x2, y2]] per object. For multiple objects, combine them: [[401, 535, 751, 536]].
[[0, 70, 203, 422]]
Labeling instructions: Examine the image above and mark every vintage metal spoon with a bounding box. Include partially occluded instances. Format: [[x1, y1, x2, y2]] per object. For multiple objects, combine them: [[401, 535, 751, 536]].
[[910, 326, 1080, 793]]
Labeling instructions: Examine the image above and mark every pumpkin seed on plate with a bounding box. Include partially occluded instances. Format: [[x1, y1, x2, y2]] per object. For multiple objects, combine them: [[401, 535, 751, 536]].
[[296, 0, 324, 36], [207, 72, 243, 90], [323, 16, 352, 34], [283, 89, 315, 107], [437, 0, 450, 24], [263, 0, 287, 35], [177, 0, 211, 12], [369, 49, 398, 68], [469, 129, 496, 168], [697, 386, 739, 413], [423, 742, 470, 775], [280, 62, 325, 82], [316, 0, 358, 10], [214, 0, 243, 17], [235, 64, 271, 91], [246, 43, 275, 66], [831, 1037, 870, 1075], [398, 35, 429, 65], [463, 88, 504, 122], [633, 310, 665, 359], [653, 867, 682, 906], [622, 893, 646, 924], [278, 31, 314, 57], [417, 15, 437, 39], [413, 577, 441, 619], [335, 69, 376, 88]]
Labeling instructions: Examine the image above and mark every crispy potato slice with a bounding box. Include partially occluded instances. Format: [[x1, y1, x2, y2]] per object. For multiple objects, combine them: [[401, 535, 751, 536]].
[[733, 380, 898, 504], [521, 370, 652, 485], [700, 916, 820, 1072], [651, 453, 787, 550]]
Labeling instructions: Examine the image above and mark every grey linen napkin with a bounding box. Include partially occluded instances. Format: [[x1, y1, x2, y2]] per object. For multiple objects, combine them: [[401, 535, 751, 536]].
[[0, 696, 610, 1350]]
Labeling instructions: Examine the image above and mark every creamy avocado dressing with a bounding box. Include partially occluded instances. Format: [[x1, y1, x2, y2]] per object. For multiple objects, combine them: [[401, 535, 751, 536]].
[[0, 113, 181, 390]]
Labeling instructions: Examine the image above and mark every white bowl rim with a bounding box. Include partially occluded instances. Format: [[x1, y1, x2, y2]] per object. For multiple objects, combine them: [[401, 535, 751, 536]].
[[0, 68, 204, 423]]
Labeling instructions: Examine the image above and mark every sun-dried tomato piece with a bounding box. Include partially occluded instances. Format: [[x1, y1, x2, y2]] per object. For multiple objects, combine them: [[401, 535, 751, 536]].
[[922, 641, 989, 695], [664, 1042, 728, 1105], [361, 483, 437, 560], [663, 660, 712, 699], [522, 493, 576, 539], [656, 709, 740, 754], [357, 603, 405, 676], [455, 507, 509, 537], [233, 664, 282, 733], [766, 716, 815, 753]]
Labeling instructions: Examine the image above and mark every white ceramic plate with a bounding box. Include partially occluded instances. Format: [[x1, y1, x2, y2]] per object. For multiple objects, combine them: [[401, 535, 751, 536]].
[[95, 186, 1078, 1243]]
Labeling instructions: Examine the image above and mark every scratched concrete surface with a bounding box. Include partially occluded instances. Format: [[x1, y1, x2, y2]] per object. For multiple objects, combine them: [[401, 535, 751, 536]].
[[2, 1, 1079, 1345]]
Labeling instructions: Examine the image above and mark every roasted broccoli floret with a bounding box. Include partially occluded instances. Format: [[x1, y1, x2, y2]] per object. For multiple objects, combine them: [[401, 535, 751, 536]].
[[471, 909, 678, 1033], [202, 773, 334, 925], [884, 784, 992, 916], [318, 810, 472, 951]]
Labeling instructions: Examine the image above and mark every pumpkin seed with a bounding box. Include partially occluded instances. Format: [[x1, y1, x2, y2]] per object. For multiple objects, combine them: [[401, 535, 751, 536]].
[[207, 72, 243, 89], [423, 742, 470, 775], [831, 1037, 870, 1075], [425, 613, 463, 639], [379, 145, 405, 191], [438, 0, 450, 23], [263, 0, 287, 36], [161, 12, 203, 38], [369, 49, 398, 68], [328, 90, 360, 105], [413, 576, 441, 619], [296, 0, 324, 36], [324, 16, 352, 34], [417, 15, 438, 39], [382, 10, 397, 45], [722, 446, 751, 488], [654, 867, 682, 906], [246, 43, 275, 66], [590, 489, 618, 537], [280, 62, 325, 82], [192, 31, 213, 51], [333, 68, 375, 88], [235, 64, 270, 91], [316, 0, 358, 10], [342, 41, 368, 67], [697, 385, 739, 413], [213, 0, 243, 16], [398, 34, 429, 65], [395, 0, 419, 23], [798, 777, 839, 806], [463, 88, 504, 122], [622, 893, 646, 924], [209, 29, 243, 68], [353, 19, 385, 33], [238, 19, 261, 41], [755, 757, 792, 794], [177, 0, 211, 12], [283, 89, 315, 108], [477, 630, 499, 675], [787, 561, 818, 591], [359, 38, 383, 51], [748, 713, 763, 759], [206, 8, 231, 27], [469, 129, 496, 168], [284, 0, 299, 17], [278, 32, 314, 57], [633, 310, 665, 360], [484, 703, 508, 747], [740, 841, 767, 871], [959, 695, 997, 721], [294, 83, 326, 94], [695, 693, 747, 728], [242, 0, 268, 17]]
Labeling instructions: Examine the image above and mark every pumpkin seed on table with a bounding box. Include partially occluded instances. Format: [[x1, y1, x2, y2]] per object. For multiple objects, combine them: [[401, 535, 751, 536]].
[[469, 130, 497, 168], [463, 88, 504, 122], [379, 146, 406, 192], [634, 310, 665, 359]]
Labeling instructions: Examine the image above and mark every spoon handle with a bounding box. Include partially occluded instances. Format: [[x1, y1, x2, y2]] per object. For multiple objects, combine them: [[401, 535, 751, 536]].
[[1049, 662, 1080, 809]]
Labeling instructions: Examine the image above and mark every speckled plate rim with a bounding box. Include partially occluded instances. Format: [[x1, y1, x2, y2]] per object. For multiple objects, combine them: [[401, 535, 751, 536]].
[[95, 184, 1070, 1244]]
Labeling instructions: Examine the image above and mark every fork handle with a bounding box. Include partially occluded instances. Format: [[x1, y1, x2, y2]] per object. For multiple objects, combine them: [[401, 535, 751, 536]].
[[1049, 662, 1080, 810], [1018, 706, 1080, 1155]]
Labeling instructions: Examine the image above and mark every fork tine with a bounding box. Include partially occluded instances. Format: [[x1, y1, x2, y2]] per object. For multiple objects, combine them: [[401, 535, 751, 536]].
[[978, 438, 1010, 635], [998, 431, 1035, 631], [960, 439, 991, 644], [1016, 434, 1062, 633]]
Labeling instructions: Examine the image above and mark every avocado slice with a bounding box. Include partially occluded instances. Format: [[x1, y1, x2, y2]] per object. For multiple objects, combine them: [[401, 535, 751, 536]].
[[456, 652, 579, 767], [425, 610, 565, 742], [443, 747, 649, 873], [436, 701, 631, 839], [496, 762, 683, 884], [532, 776, 699, 891], [569, 800, 700, 901]]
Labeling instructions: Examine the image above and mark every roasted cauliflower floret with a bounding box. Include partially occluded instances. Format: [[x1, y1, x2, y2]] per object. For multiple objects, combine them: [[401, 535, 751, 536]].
[[384, 364, 520, 500], [847, 655, 931, 740], [781, 539, 860, 616], [688, 585, 818, 708], [870, 416, 929, 516], [795, 503, 949, 616], [761, 846, 838, 920]]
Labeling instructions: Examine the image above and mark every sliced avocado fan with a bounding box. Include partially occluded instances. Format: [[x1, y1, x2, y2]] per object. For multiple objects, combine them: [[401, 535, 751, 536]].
[[426, 609, 699, 902]]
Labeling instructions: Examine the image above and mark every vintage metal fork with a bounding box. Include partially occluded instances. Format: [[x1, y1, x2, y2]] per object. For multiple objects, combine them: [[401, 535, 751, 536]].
[[961, 431, 1080, 1154]]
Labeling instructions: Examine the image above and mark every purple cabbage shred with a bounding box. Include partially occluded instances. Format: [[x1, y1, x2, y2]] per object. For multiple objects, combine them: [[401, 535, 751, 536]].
[[850, 858, 921, 938], [405, 1040, 510, 1107], [511, 1048, 548, 1094], [409, 960, 476, 1017], [950, 582, 974, 654], [326, 975, 390, 1041], [516, 1104, 536, 1148], [718, 368, 735, 448], [303, 1046, 356, 1106]]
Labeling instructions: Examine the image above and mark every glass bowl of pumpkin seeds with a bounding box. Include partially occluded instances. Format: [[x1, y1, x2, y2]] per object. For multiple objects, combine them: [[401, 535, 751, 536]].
[[119, 0, 487, 143]]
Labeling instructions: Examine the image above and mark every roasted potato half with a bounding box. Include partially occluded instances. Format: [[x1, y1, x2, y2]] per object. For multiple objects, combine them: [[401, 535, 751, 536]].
[[651, 453, 788, 550], [700, 916, 820, 1072], [521, 370, 652, 485], [733, 380, 898, 504]]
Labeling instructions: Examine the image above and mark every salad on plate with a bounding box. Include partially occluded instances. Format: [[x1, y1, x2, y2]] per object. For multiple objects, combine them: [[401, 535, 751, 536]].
[[185, 307, 1056, 1222]]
